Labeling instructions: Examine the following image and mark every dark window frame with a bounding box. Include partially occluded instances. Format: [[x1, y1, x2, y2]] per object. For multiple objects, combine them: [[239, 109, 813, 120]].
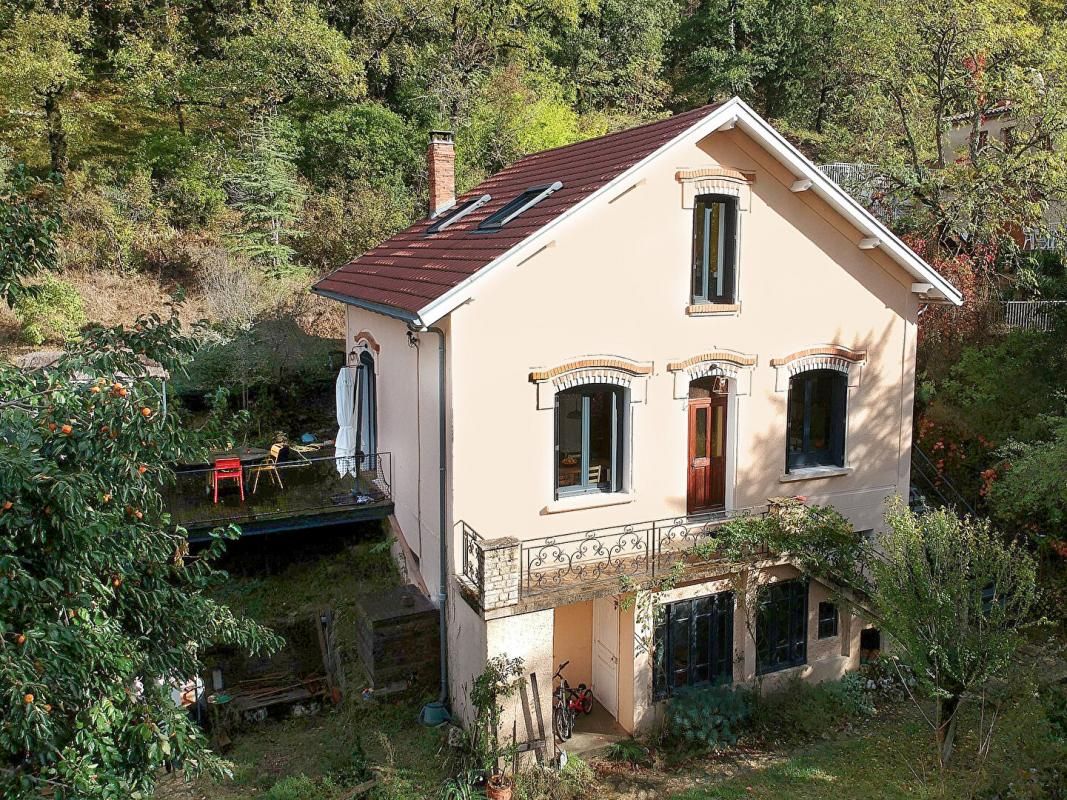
[[786, 369, 847, 471], [653, 591, 734, 700], [477, 182, 562, 231], [554, 384, 624, 499], [817, 601, 839, 639], [355, 350, 377, 458], [757, 579, 808, 675], [691, 193, 739, 305], [426, 194, 492, 233]]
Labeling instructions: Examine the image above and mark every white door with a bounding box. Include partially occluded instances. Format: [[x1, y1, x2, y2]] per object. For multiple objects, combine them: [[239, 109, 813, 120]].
[[592, 595, 620, 718]]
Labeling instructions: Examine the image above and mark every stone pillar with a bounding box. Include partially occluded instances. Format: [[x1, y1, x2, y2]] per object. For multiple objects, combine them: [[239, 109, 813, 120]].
[[479, 536, 520, 611]]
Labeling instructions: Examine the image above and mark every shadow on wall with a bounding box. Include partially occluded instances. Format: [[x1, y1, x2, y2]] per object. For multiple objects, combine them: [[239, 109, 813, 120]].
[[735, 318, 908, 519]]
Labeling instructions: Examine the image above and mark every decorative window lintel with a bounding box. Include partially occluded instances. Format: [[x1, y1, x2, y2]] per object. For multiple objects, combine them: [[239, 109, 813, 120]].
[[677, 167, 755, 211], [667, 350, 756, 399], [771, 345, 866, 391], [531, 356, 652, 409], [350, 329, 382, 371]]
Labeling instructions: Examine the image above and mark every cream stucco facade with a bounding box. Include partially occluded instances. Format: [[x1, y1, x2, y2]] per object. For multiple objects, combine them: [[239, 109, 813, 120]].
[[334, 108, 948, 751]]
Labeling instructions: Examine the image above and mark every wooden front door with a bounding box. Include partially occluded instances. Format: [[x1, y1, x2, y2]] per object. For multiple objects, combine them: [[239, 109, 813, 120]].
[[687, 394, 727, 513]]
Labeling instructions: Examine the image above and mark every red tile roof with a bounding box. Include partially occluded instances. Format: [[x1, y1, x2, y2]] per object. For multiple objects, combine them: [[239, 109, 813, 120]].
[[312, 103, 726, 318]]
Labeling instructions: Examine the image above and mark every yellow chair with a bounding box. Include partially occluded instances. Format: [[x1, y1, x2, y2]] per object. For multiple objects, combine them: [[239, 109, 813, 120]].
[[250, 444, 285, 493]]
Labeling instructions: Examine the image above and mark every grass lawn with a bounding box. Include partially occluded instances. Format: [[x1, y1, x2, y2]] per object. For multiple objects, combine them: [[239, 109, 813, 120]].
[[668, 694, 1066, 800]]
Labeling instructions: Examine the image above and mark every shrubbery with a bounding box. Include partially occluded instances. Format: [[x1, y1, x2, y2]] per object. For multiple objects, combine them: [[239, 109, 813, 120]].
[[661, 673, 876, 754], [664, 683, 753, 750], [748, 675, 873, 745], [13, 275, 86, 344]]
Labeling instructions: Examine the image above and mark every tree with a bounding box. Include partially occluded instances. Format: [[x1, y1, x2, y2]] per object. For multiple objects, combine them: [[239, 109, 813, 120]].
[[458, 65, 581, 182], [833, 0, 1067, 250], [986, 417, 1067, 535], [113, 1, 203, 135], [868, 501, 1038, 766], [210, 0, 366, 113], [0, 311, 280, 798], [703, 498, 1038, 767], [0, 11, 90, 174], [551, 0, 677, 117], [225, 114, 306, 273], [0, 166, 59, 308], [668, 0, 840, 127]]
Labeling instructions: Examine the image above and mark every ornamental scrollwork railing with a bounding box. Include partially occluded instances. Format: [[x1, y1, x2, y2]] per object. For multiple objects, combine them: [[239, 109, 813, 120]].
[[519, 505, 768, 598]]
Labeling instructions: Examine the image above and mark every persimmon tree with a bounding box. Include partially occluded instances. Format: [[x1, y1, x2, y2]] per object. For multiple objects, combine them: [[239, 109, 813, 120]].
[[0, 312, 280, 798]]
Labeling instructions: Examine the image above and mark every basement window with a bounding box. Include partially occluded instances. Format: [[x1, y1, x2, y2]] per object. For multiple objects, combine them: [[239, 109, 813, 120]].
[[478, 181, 562, 231], [426, 194, 491, 233]]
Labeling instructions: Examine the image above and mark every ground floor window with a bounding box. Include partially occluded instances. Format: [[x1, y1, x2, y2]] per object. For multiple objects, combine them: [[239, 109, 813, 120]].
[[757, 579, 807, 674], [653, 591, 734, 699], [817, 601, 839, 639]]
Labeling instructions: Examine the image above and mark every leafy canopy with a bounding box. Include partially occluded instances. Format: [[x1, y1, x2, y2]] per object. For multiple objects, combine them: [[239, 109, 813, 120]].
[[0, 311, 280, 798]]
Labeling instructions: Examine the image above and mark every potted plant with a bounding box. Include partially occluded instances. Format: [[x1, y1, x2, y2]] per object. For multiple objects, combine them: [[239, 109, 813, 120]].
[[469, 655, 526, 800]]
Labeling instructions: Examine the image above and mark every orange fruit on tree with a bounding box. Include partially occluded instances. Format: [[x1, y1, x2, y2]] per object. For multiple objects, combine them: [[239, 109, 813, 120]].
[[112, 577, 122, 588], [47, 422, 57, 432], [2, 500, 12, 511], [102, 493, 112, 503], [134, 510, 143, 520], [16, 634, 26, 646], [138, 464, 147, 475], [23, 694, 33, 704], [140, 407, 152, 418], [43, 704, 52, 713], [118, 387, 128, 398], [90, 385, 100, 394], [60, 424, 72, 435]]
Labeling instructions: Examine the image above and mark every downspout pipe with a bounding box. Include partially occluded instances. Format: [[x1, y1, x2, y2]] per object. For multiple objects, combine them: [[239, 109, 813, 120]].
[[411, 321, 452, 725]]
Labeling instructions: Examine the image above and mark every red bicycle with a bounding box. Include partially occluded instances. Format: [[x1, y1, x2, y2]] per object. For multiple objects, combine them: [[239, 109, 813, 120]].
[[551, 661, 594, 741]]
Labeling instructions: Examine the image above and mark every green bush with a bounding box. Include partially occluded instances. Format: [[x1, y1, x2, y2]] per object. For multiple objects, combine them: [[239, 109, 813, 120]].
[[664, 684, 752, 751], [14, 276, 87, 344], [299, 103, 420, 188], [262, 775, 328, 800], [605, 737, 653, 769], [749, 674, 872, 745], [823, 671, 876, 717]]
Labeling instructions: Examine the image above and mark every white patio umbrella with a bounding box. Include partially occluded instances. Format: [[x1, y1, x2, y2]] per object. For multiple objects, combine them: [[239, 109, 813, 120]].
[[335, 366, 359, 477]]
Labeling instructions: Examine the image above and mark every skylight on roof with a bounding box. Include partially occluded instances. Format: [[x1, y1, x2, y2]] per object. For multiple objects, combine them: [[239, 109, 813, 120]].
[[478, 181, 563, 231], [426, 194, 492, 234]]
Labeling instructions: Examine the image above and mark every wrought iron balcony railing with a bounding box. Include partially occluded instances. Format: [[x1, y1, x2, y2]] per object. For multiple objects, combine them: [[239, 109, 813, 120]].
[[459, 505, 769, 607], [167, 451, 393, 534]]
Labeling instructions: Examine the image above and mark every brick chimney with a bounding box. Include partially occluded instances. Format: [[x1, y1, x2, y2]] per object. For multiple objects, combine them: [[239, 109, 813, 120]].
[[427, 130, 455, 217]]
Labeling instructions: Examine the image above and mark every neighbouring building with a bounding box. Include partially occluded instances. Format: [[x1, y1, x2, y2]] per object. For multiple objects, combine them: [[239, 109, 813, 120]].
[[312, 98, 962, 748], [945, 104, 1065, 251]]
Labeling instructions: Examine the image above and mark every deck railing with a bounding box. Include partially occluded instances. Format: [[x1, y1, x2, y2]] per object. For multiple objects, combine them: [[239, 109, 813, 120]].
[[460, 505, 769, 603], [1001, 300, 1066, 331], [167, 451, 392, 531]]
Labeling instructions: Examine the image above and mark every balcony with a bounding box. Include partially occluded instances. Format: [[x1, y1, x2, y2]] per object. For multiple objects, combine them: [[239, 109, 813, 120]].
[[458, 506, 770, 614], [167, 452, 393, 539]]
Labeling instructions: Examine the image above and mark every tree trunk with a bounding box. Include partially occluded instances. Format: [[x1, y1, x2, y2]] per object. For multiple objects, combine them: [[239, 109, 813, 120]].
[[44, 91, 68, 176], [935, 693, 963, 766], [175, 99, 187, 136]]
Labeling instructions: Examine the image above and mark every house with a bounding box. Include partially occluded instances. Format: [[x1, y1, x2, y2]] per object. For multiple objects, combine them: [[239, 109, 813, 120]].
[[312, 97, 962, 746]]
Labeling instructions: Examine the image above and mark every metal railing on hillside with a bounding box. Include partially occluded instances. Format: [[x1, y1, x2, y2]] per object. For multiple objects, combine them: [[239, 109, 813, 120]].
[[1001, 300, 1067, 331]]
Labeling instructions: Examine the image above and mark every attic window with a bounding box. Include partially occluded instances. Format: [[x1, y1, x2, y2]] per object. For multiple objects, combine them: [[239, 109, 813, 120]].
[[478, 181, 563, 231], [426, 194, 491, 234]]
